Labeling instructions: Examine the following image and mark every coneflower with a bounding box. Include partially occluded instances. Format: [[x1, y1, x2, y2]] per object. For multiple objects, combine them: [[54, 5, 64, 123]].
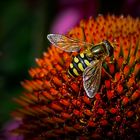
[[12, 15, 140, 139]]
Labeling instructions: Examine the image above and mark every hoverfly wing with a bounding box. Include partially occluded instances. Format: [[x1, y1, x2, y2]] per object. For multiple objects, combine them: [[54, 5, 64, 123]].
[[47, 34, 92, 52], [83, 60, 102, 98]]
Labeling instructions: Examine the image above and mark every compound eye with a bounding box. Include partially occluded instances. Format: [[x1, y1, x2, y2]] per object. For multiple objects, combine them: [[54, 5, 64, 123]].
[[109, 46, 114, 56]]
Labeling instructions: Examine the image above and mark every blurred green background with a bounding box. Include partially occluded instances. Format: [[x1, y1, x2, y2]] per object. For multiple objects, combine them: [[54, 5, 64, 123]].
[[0, 0, 54, 128], [0, 0, 139, 131]]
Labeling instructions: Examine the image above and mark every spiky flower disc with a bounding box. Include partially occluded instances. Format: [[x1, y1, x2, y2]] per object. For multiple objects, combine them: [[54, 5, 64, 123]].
[[12, 15, 140, 139]]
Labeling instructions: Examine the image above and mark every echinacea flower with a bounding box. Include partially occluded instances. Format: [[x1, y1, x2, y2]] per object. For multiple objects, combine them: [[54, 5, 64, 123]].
[[12, 15, 140, 139], [51, 0, 98, 34], [2, 120, 23, 140]]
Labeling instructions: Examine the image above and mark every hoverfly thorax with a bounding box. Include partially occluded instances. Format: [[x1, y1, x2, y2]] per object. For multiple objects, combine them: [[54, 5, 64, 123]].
[[89, 44, 106, 59], [102, 40, 114, 57]]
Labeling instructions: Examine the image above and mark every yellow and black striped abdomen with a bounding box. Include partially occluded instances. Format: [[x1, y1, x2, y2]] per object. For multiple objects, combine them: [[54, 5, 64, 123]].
[[68, 53, 93, 77]]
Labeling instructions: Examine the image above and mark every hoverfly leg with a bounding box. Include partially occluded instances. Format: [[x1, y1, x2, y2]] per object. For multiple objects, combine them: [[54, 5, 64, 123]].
[[78, 81, 84, 97], [102, 68, 112, 79]]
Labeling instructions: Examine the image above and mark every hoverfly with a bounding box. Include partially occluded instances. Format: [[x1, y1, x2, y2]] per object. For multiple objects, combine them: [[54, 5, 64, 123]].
[[47, 34, 114, 98]]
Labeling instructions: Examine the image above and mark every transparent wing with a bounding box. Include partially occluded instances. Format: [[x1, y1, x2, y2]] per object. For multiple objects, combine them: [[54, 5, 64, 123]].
[[83, 60, 102, 98], [47, 34, 92, 52]]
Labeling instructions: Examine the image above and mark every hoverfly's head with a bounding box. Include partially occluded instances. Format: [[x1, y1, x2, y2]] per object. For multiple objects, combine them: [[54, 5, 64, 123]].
[[103, 40, 114, 57]]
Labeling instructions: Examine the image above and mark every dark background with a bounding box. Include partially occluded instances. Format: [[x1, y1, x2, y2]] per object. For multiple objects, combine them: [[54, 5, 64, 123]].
[[0, 0, 140, 130]]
